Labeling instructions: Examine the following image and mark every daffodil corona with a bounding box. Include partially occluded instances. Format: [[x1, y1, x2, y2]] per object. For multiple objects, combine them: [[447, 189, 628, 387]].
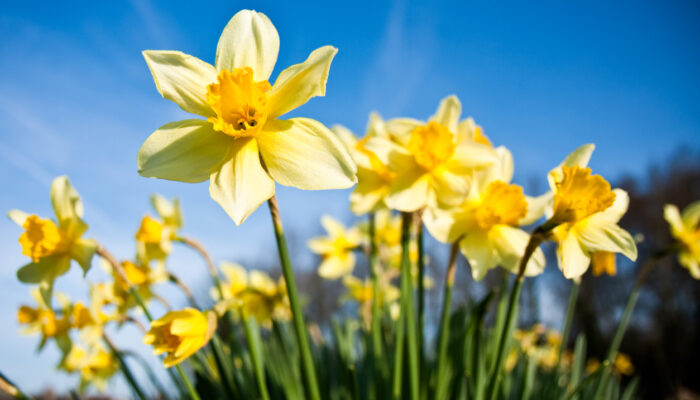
[[139, 10, 356, 225]]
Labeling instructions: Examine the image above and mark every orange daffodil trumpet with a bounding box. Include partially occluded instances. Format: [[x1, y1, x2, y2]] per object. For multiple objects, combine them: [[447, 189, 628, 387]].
[[362, 96, 497, 212], [539, 144, 638, 279], [8, 176, 97, 304], [424, 145, 546, 280], [664, 200, 700, 278], [138, 10, 356, 225]]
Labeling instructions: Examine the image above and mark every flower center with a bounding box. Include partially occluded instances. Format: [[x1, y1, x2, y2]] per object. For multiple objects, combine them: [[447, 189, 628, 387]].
[[474, 181, 528, 230], [19, 215, 70, 261], [408, 121, 456, 170], [135, 216, 163, 244], [206, 67, 271, 138], [552, 166, 616, 224]]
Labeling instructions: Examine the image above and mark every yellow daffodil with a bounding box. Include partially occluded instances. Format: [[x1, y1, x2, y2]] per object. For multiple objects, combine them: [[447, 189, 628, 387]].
[[334, 113, 396, 215], [135, 194, 183, 263], [17, 289, 71, 350], [510, 324, 562, 370], [363, 96, 496, 211], [424, 147, 546, 280], [214, 262, 290, 326], [586, 353, 634, 377], [342, 275, 400, 328], [138, 10, 356, 225], [664, 201, 700, 278], [99, 258, 166, 316], [308, 215, 362, 279], [591, 251, 617, 276], [9, 176, 97, 304], [537, 145, 637, 279], [61, 344, 118, 391], [143, 308, 218, 368]]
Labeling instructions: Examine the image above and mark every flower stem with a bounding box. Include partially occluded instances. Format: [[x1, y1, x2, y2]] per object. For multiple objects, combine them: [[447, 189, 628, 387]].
[[555, 279, 580, 378], [435, 241, 460, 399], [174, 236, 227, 303], [243, 315, 270, 400], [414, 211, 426, 386], [368, 213, 386, 386], [103, 334, 148, 400], [0, 370, 31, 400], [168, 272, 200, 308], [485, 230, 546, 400], [591, 249, 671, 398], [95, 244, 200, 400], [400, 212, 419, 400], [267, 195, 321, 400]]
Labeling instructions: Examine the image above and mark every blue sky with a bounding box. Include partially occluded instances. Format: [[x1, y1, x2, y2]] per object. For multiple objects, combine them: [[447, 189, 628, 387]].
[[1, 0, 699, 395]]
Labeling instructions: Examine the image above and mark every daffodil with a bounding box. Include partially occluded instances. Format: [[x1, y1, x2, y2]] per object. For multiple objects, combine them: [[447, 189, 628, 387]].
[[586, 353, 634, 377], [532, 145, 637, 279], [363, 96, 496, 211], [214, 262, 290, 326], [138, 10, 356, 225], [334, 113, 396, 215], [143, 308, 218, 368], [308, 215, 362, 279], [61, 344, 118, 391], [510, 324, 563, 370], [424, 147, 546, 280], [8, 177, 97, 304], [547, 166, 637, 279], [664, 201, 700, 278], [135, 195, 182, 264], [17, 289, 71, 350], [342, 275, 400, 328]]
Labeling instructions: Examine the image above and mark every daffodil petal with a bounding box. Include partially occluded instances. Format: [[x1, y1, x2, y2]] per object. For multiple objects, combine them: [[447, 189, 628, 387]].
[[138, 119, 233, 183], [267, 46, 338, 119], [318, 254, 355, 280], [596, 189, 629, 223], [258, 118, 357, 190], [385, 171, 431, 212], [384, 118, 423, 146], [447, 142, 498, 174], [430, 167, 469, 208], [70, 238, 97, 275], [366, 112, 388, 138], [548, 144, 595, 189], [209, 137, 275, 225], [308, 237, 335, 254], [215, 10, 279, 81], [460, 230, 497, 281], [331, 124, 358, 153], [349, 168, 389, 215], [143, 50, 217, 117], [557, 233, 590, 279], [681, 200, 700, 228], [423, 207, 468, 244], [363, 136, 416, 171], [577, 220, 638, 261], [320, 215, 346, 237], [51, 176, 84, 226], [481, 146, 514, 186], [490, 225, 545, 277], [430, 95, 461, 134], [8, 209, 29, 226], [521, 192, 553, 226], [663, 204, 684, 233]]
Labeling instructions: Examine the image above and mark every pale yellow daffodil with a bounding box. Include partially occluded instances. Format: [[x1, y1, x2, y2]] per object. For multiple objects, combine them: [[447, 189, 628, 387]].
[[61, 344, 118, 391], [138, 10, 356, 225], [9, 176, 97, 304], [308, 215, 362, 279], [363, 96, 497, 211], [334, 113, 396, 215], [342, 275, 400, 328], [143, 307, 218, 368], [214, 262, 290, 326], [664, 201, 700, 278], [17, 289, 71, 351], [542, 146, 637, 279], [424, 146, 546, 280]]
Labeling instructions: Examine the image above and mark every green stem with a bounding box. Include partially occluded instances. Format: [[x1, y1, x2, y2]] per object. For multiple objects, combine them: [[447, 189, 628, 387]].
[[267, 196, 321, 400], [244, 316, 271, 400], [175, 364, 201, 400], [485, 230, 545, 400], [400, 212, 419, 400], [592, 249, 671, 398], [555, 280, 580, 377], [210, 336, 237, 399], [368, 213, 385, 387], [392, 286, 406, 399], [415, 212, 425, 387], [103, 335, 148, 400], [435, 242, 460, 400]]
